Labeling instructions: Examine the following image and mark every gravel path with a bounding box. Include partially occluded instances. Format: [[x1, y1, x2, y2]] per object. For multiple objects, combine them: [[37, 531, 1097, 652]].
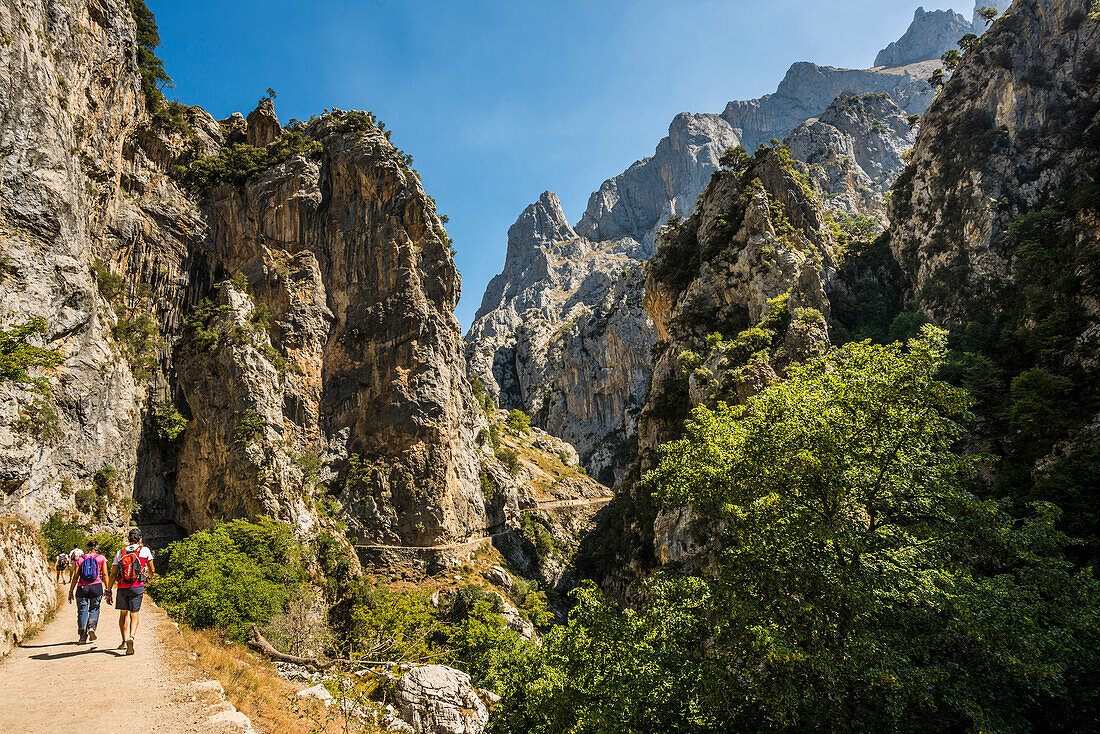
[[0, 588, 249, 733]]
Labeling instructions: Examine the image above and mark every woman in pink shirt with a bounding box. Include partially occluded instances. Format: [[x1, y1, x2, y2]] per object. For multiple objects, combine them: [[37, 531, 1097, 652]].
[[67, 539, 108, 644]]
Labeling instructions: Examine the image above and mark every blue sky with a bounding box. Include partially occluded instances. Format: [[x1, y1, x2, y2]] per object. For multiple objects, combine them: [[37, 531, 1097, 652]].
[[149, 0, 970, 329]]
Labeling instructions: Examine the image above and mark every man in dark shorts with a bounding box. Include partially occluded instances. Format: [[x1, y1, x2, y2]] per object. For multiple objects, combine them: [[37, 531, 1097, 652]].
[[106, 528, 155, 655]]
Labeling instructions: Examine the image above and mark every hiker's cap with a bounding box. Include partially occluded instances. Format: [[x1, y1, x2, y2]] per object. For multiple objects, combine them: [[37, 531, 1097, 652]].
[[128, 528, 142, 542]]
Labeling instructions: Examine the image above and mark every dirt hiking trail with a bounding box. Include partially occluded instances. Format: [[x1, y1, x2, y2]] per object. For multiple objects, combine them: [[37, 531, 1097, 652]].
[[0, 589, 254, 733]]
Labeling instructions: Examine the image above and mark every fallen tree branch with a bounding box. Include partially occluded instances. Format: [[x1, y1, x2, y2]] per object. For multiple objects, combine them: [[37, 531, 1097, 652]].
[[248, 624, 339, 669], [246, 624, 440, 670]]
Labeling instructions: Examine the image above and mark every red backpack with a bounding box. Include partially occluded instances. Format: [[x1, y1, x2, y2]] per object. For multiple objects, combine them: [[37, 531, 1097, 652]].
[[118, 545, 148, 585]]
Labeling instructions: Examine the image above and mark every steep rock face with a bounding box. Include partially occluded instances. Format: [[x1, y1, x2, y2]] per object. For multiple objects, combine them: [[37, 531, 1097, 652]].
[[0, 517, 56, 655], [0, 0, 209, 524], [785, 92, 916, 220], [466, 192, 653, 487], [889, 0, 1100, 327], [538, 265, 652, 488], [575, 113, 741, 248], [874, 7, 971, 68], [885, 0, 1100, 560], [0, 0, 489, 550], [178, 113, 485, 546]]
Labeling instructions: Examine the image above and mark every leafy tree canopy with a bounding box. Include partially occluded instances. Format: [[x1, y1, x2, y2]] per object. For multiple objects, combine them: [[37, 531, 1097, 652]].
[[491, 327, 1100, 733]]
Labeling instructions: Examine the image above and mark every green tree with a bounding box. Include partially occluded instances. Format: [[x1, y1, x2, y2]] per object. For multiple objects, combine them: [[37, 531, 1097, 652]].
[[718, 145, 752, 174], [940, 48, 961, 71], [0, 318, 63, 393], [150, 518, 303, 639], [506, 409, 531, 433], [493, 328, 1100, 732], [977, 5, 1000, 25], [447, 596, 524, 691], [40, 513, 88, 559], [957, 32, 980, 53]]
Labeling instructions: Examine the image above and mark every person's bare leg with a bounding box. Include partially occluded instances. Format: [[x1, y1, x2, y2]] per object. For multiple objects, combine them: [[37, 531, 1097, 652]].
[[118, 610, 128, 644], [129, 611, 140, 639]]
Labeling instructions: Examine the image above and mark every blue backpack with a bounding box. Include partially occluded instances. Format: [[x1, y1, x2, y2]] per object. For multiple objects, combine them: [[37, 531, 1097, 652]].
[[78, 554, 99, 584]]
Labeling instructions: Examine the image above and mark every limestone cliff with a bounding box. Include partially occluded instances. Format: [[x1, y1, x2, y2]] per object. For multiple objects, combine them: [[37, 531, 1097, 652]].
[[575, 113, 741, 249], [721, 60, 936, 155], [577, 146, 837, 591], [0, 517, 56, 655], [465, 192, 655, 488], [0, 0, 206, 526], [0, 0, 491, 549], [884, 0, 1100, 561], [890, 0, 1099, 327]]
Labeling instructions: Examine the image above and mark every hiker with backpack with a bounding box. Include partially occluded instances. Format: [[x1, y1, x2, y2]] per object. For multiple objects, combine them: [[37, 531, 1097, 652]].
[[106, 528, 155, 655], [67, 540, 108, 644], [54, 552, 69, 583]]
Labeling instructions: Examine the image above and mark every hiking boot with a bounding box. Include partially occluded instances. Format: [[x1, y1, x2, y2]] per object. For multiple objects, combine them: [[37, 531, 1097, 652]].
[[78, 632, 87, 644], [125, 638, 135, 655], [88, 629, 97, 641], [117, 641, 127, 650]]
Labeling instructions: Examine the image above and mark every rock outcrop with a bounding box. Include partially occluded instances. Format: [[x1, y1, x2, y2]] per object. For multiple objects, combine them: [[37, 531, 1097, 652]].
[[785, 92, 916, 221], [0, 517, 57, 655], [889, 0, 1100, 327], [393, 665, 491, 734], [874, 7, 971, 68], [574, 145, 838, 592], [466, 192, 655, 488], [0, 0, 207, 526], [883, 0, 1100, 562], [720, 60, 936, 155]]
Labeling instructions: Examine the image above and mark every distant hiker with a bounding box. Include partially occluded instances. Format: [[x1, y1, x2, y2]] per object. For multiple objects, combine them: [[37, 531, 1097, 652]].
[[67, 540, 108, 644], [53, 553, 68, 583], [65, 545, 83, 584], [106, 528, 155, 656]]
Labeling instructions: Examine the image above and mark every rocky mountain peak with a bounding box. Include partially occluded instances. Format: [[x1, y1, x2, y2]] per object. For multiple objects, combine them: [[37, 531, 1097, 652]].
[[574, 113, 739, 247], [508, 191, 576, 248], [874, 6, 971, 68]]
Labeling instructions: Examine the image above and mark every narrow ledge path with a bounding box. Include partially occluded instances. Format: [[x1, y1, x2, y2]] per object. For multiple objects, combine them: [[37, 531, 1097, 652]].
[[354, 495, 614, 552]]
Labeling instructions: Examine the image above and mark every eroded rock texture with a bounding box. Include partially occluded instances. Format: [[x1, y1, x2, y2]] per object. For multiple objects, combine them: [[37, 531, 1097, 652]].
[[466, 192, 655, 489], [0, 516, 56, 655], [874, 7, 972, 68], [0, 0, 489, 548], [575, 146, 838, 594], [889, 0, 1100, 329]]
